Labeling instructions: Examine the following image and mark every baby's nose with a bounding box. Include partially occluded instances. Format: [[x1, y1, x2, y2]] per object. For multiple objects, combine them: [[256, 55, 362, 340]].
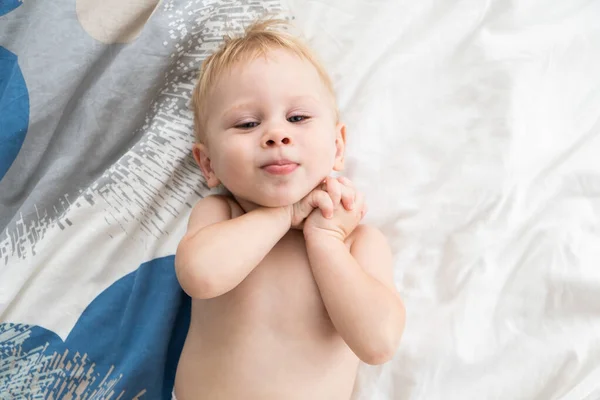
[[262, 130, 292, 148]]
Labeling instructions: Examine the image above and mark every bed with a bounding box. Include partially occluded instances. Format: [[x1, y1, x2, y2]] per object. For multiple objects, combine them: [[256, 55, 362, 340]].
[[1, 0, 599, 398]]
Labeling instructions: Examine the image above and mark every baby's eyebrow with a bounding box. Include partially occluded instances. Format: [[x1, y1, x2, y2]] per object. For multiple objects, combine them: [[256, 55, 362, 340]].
[[288, 95, 319, 106], [221, 102, 254, 120], [221, 95, 321, 120]]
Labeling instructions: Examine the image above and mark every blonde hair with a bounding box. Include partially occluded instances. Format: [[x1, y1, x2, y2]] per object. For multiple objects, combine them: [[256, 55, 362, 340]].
[[191, 18, 337, 142]]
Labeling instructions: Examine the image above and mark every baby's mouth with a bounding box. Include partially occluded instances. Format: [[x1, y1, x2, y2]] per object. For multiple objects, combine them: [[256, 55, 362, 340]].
[[260, 160, 299, 175]]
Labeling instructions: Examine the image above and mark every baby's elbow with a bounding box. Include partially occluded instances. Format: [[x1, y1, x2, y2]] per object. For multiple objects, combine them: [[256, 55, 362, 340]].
[[359, 343, 398, 365], [180, 270, 220, 300], [175, 239, 219, 299], [359, 319, 404, 365]]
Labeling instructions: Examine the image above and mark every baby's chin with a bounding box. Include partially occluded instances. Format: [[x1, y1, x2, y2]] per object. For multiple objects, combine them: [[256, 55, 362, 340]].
[[232, 189, 309, 209], [254, 193, 305, 208], [227, 182, 320, 210]]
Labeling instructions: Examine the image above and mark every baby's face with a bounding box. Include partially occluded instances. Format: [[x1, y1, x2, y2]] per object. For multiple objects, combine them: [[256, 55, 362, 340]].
[[196, 49, 345, 208]]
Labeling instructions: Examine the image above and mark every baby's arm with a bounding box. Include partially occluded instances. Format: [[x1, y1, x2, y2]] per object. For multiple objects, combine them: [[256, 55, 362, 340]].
[[175, 195, 290, 299], [305, 225, 405, 365]]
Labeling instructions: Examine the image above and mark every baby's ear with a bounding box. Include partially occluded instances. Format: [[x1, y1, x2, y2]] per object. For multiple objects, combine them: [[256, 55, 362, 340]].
[[192, 142, 221, 188], [333, 122, 346, 171]]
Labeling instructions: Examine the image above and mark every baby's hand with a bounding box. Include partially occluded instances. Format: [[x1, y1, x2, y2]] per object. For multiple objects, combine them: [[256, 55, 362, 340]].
[[303, 177, 367, 241], [288, 177, 356, 230], [319, 176, 356, 213]]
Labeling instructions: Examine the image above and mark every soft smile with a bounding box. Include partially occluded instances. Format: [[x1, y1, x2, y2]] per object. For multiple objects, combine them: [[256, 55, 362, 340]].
[[260, 159, 299, 175]]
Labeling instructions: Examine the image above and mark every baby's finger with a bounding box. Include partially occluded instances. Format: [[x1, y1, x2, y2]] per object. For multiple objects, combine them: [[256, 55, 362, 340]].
[[338, 176, 357, 210], [326, 176, 342, 207], [319, 191, 335, 219], [339, 184, 355, 210], [337, 176, 355, 188], [310, 190, 334, 219]]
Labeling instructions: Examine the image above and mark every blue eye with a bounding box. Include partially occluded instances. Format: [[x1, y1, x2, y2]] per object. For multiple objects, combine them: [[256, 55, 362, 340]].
[[288, 115, 309, 123], [235, 121, 259, 129]]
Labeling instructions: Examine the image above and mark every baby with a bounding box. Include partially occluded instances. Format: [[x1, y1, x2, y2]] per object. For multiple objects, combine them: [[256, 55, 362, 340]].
[[174, 19, 405, 400]]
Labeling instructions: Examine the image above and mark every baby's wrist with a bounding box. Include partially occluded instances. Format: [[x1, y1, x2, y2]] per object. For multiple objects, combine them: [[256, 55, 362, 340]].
[[303, 226, 346, 244], [277, 204, 293, 229]]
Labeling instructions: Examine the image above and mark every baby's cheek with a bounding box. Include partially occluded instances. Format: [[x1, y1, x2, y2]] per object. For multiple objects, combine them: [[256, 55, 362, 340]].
[[220, 145, 249, 171], [316, 141, 337, 170], [223, 158, 250, 184], [212, 152, 246, 184]]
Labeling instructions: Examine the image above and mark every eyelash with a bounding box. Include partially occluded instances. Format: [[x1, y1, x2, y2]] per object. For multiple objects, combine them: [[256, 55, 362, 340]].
[[235, 121, 259, 129], [234, 115, 310, 129], [288, 115, 309, 123]]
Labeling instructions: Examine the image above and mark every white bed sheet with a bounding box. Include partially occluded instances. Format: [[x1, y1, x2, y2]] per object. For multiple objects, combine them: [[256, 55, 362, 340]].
[[283, 0, 600, 399]]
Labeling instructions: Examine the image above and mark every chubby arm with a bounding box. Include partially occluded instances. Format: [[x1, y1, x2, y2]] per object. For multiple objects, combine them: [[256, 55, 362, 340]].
[[304, 225, 405, 365], [175, 195, 291, 299]]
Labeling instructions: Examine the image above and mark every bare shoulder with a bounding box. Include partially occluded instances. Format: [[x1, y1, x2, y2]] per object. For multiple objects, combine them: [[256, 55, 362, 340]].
[[347, 224, 396, 291], [185, 195, 234, 235], [185, 194, 246, 234]]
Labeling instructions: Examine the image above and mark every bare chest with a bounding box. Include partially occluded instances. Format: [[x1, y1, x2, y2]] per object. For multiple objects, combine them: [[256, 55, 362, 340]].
[[197, 231, 334, 337], [180, 230, 359, 399]]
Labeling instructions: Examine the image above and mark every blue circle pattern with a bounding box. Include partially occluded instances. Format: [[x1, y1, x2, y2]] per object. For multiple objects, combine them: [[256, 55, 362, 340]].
[[0, 45, 29, 181], [0, 256, 191, 398], [0, 0, 22, 16]]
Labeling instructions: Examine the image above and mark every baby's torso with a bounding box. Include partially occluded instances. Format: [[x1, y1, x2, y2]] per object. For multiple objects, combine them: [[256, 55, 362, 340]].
[[175, 230, 359, 400]]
